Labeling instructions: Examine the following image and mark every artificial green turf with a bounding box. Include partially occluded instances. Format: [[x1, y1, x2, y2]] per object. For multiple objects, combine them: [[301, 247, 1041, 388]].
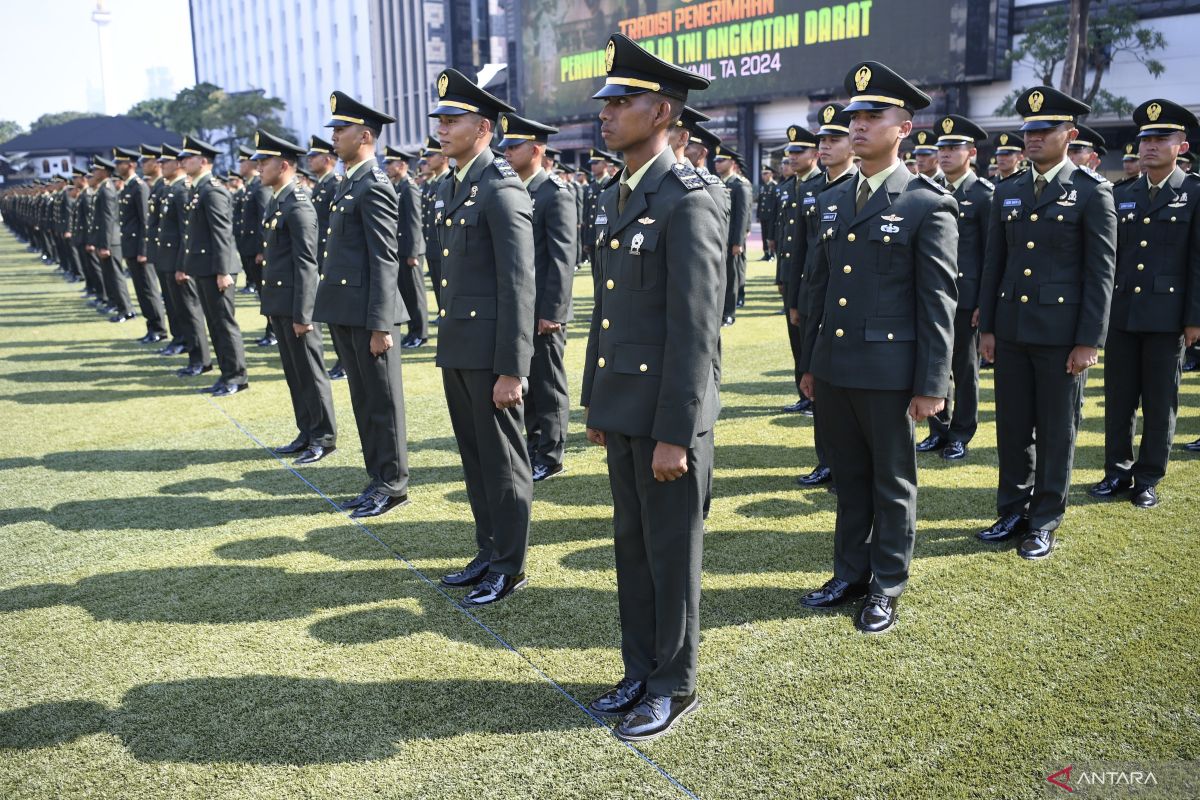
[[0, 229, 1196, 800]]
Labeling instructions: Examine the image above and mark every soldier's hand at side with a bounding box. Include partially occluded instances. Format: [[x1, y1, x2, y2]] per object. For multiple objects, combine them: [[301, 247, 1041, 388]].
[[908, 395, 945, 422], [788, 308, 800, 327], [586, 427, 607, 447], [651, 442, 688, 482], [799, 372, 815, 401], [293, 322, 313, 338], [64, 232, 72, 240], [99, 248, 110, 258], [370, 330, 393, 357], [136, 255, 147, 264], [85, 245, 95, 253], [731, 244, 743, 256], [493, 375, 523, 410], [1066, 345, 1098, 376], [537, 319, 561, 335], [215, 273, 234, 292], [406, 257, 418, 267], [175, 270, 188, 285], [971, 308, 980, 328], [1186, 326, 1200, 348], [979, 332, 996, 363], [255, 254, 264, 264]]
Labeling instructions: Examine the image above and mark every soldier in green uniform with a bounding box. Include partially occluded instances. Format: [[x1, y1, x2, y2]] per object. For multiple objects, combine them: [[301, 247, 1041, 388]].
[[798, 61, 958, 633], [499, 111, 577, 483], [1068, 124, 1105, 171], [912, 130, 946, 186], [1118, 143, 1141, 185], [140, 144, 182, 353], [992, 131, 1026, 182], [78, 169, 108, 308], [716, 145, 753, 323], [178, 136, 250, 397], [313, 91, 409, 519], [383, 146, 428, 348], [792, 103, 858, 487], [428, 69, 535, 605], [251, 130, 338, 465], [114, 146, 167, 342], [778, 124, 823, 411], [86, 156, 137, 323], [1084, 100, 1200, 502], [582, 32, 722, 742], [916, 115, 994, 461], [758, 164, 778, 261], [976, 86, 1117, 558], [306, 135, 346, 381], [420, 135, 450, 314], [156, 143, 212, 378]]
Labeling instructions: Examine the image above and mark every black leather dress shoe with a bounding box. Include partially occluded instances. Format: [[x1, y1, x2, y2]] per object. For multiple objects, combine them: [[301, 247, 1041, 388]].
[[800, 577, 868, 608], [976, 513, 1028, 543], [295, 445, 335, 465], [401, 336, 427, 349], [158, 343, 186, 356], [1183, 358, 1198, 372], [272, 436, 309, 455], [199, 380, 225, 394], [1088, 475, 1134, 499], [855, 594, 898, 634], [349, 491, 409, 519], [796, 465, 832, 486], [781, 398, 812, 414], [915, 434, 946, 453], [721, 316, 735, 327], [441, 554, 491, 587], [1183, 437, 1200, 453], [256, 334, 278, 347], [211, 382, 249, 398], [979, 358, 994, 370], [328, 364, 346, 380], [532, 463, 565, 482], [109, 312, 137, 323], [615, 692, 699, 742], [1017, 528, 1055, 560], [941, 441, 968, 460], [1131, 485, 1158, 509], [339, 485, 377, 511], [588, 678, 646, 718], [176, 363, 213, 378], [138, 332, 166, 344], [463, 571, 526, 605]]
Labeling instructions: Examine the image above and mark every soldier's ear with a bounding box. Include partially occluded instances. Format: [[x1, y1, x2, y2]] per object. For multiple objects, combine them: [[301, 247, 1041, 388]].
[[1177, 137, 1190, 156]]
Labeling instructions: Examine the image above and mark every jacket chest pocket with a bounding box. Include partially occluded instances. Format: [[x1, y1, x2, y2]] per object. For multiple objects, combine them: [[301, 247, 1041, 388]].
[[448, 209, 481, 245], [1159, 205, 1192, 243], [333, 197, 357, 233], [867, 225, 911, 272], [1002, 205, 1023, 247], [619, 228, 661, 291], [1047, 205, 1082, 251]]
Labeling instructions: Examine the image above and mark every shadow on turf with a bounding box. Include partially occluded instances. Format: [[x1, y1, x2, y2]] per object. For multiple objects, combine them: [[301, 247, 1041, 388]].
[[0, 676, 604, 763]]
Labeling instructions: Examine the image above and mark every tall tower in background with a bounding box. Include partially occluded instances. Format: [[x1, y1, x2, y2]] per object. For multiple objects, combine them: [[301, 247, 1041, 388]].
[[91, 0, 114, 115]]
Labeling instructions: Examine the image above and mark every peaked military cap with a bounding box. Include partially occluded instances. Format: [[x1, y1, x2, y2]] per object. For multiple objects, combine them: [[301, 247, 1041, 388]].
[[91, 155, 115, 170], [498, 112, 559, 147], [234, 144, 255, 160], [420, 135, 442, 155], [911, 130, 938, 154], [785, 124, 817, 151], [1122, 143, 1139, 161], [179, 136, 221, 160], [250, 129, 306, 161], [592, 32, 711, 101], [383, 145, 417, 162], [843, 61, 931, 114], [678, 105, 711, 130], [307, 135, 335, 156], [690, 125, 721, 151], [71, 166, 89, 177], [327, 90, 396, 129], [936, 115, 987, 146], [992, 131, 1024, 152], [815, 102, 851, 137], [545, 145, 563, 158], [588, 147, 619, 163], [430, 68, 514, 119], [1068, 124, 1105, 151], [112, 147, 139, 163], [713, 145, 744, 168], [1016, 86, 1091, 131], [1134, 98, 1199, 138], [1177, 150, 1198, 168], [761, 164, 777, 174], [902, 152, 915, 165], [138, 144, 162, 161]]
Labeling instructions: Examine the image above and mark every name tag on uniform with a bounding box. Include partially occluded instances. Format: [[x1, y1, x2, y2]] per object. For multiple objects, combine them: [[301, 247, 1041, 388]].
[[595, 212, 608, 225], [1003, 198, 1021, 207], [821, 212, 837, 221], [435, 200, 444, 208], [1118, 201, 1136, 211], [803, 196, 816, 205]]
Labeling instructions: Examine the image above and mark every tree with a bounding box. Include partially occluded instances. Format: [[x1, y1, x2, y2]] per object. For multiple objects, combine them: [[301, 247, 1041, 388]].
[[0, 119, 26, 145], [994, 5, 1166, 119], [162, 83, 293, 151], [126, 97, 173, 129], [29, 111, 102, 131]]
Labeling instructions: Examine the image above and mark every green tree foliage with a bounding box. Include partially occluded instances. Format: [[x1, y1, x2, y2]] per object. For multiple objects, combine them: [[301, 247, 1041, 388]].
[[29, 111, 102, 132], [0, 120, 26, 145]]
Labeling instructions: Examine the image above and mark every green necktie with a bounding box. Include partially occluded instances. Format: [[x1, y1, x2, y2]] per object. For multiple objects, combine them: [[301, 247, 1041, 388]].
[[1034, 175, 1047, 200], [618, 182, 632, 214], [855, 180, 871, 214]]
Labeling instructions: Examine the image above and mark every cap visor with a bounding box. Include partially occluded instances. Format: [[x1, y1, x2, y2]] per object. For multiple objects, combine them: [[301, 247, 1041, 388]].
[[428, 104, 470, 118], [1019, 120, 1062, 132], [844, 99, 894, 112], [325, 118, 355, 127], [592, 83, 648, 100], [1137, 127, 1182, 138]]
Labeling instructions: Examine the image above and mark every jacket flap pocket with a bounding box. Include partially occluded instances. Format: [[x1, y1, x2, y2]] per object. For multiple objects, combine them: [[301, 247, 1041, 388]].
[[1153, 275, 1181, 294], [454, 209, 481, 227], [624, 228, 660, 254], [324, 268, 362, 288], [1039, 283, 1081, 304], [612, 342, 664, 375], [451, 295, 497, 320], [868, 225, 911, 246], [864, 317, 916, 342]]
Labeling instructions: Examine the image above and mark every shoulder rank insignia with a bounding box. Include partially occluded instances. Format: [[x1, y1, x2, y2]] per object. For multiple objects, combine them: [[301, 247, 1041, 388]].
[[702, 172, 721, 186], [670, 163, 705, 191], [493, 157, 518, 179], [372, 167, 389, 182]]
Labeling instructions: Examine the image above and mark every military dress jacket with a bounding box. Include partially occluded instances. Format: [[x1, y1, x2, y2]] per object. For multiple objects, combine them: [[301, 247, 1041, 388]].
[[782, 169, 832, 310], [1110, 168, 1200, 333], [89, 179, 123, 259], [238, 176, 271, 256], [72, 190, 91, 241], [146, 177, 168, 264], [978, 160, 1116, 348], [528, 170, 577, 324], [312, 171, 341, 269], [774, 174, 798, 283], [581, 150, 725, 447], [725, 173, 753, 248], [802, 166, 959, 397], [312, 158, 403, 331], [434, 149, 535, 376], [794, 169, 857, 315], [420, 172, 447, 253], [118, 175, 150, 259], [393, 176, 425, 261], [156, 177, 190, 273], [183, 174, 240, 277], [259, 182, 319, 324], [949, 171, 994, 312]]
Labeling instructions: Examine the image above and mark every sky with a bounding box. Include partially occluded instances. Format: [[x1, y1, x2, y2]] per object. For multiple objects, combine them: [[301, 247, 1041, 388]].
[[0, 0, 196, 129]]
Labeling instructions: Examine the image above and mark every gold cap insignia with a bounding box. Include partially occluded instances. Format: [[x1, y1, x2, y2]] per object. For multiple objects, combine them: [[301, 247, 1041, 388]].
[[605, 40, 616, 73], [437, 73, 449, 98], [917, 131, 927, 145], [330, 94, 337, 114], [501, 115, 509, 133], [1148, 102, 1162, 122], [823, 105, 835, 123], [788, 126, 798, 142], [1000, 133, 1009, 145], [1126, 143, 1134, 154], [255, 132, 261, 147], [855, 65, 871, 92], [1028, 90, 1044, 113], [942, 118, 954, 134]]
